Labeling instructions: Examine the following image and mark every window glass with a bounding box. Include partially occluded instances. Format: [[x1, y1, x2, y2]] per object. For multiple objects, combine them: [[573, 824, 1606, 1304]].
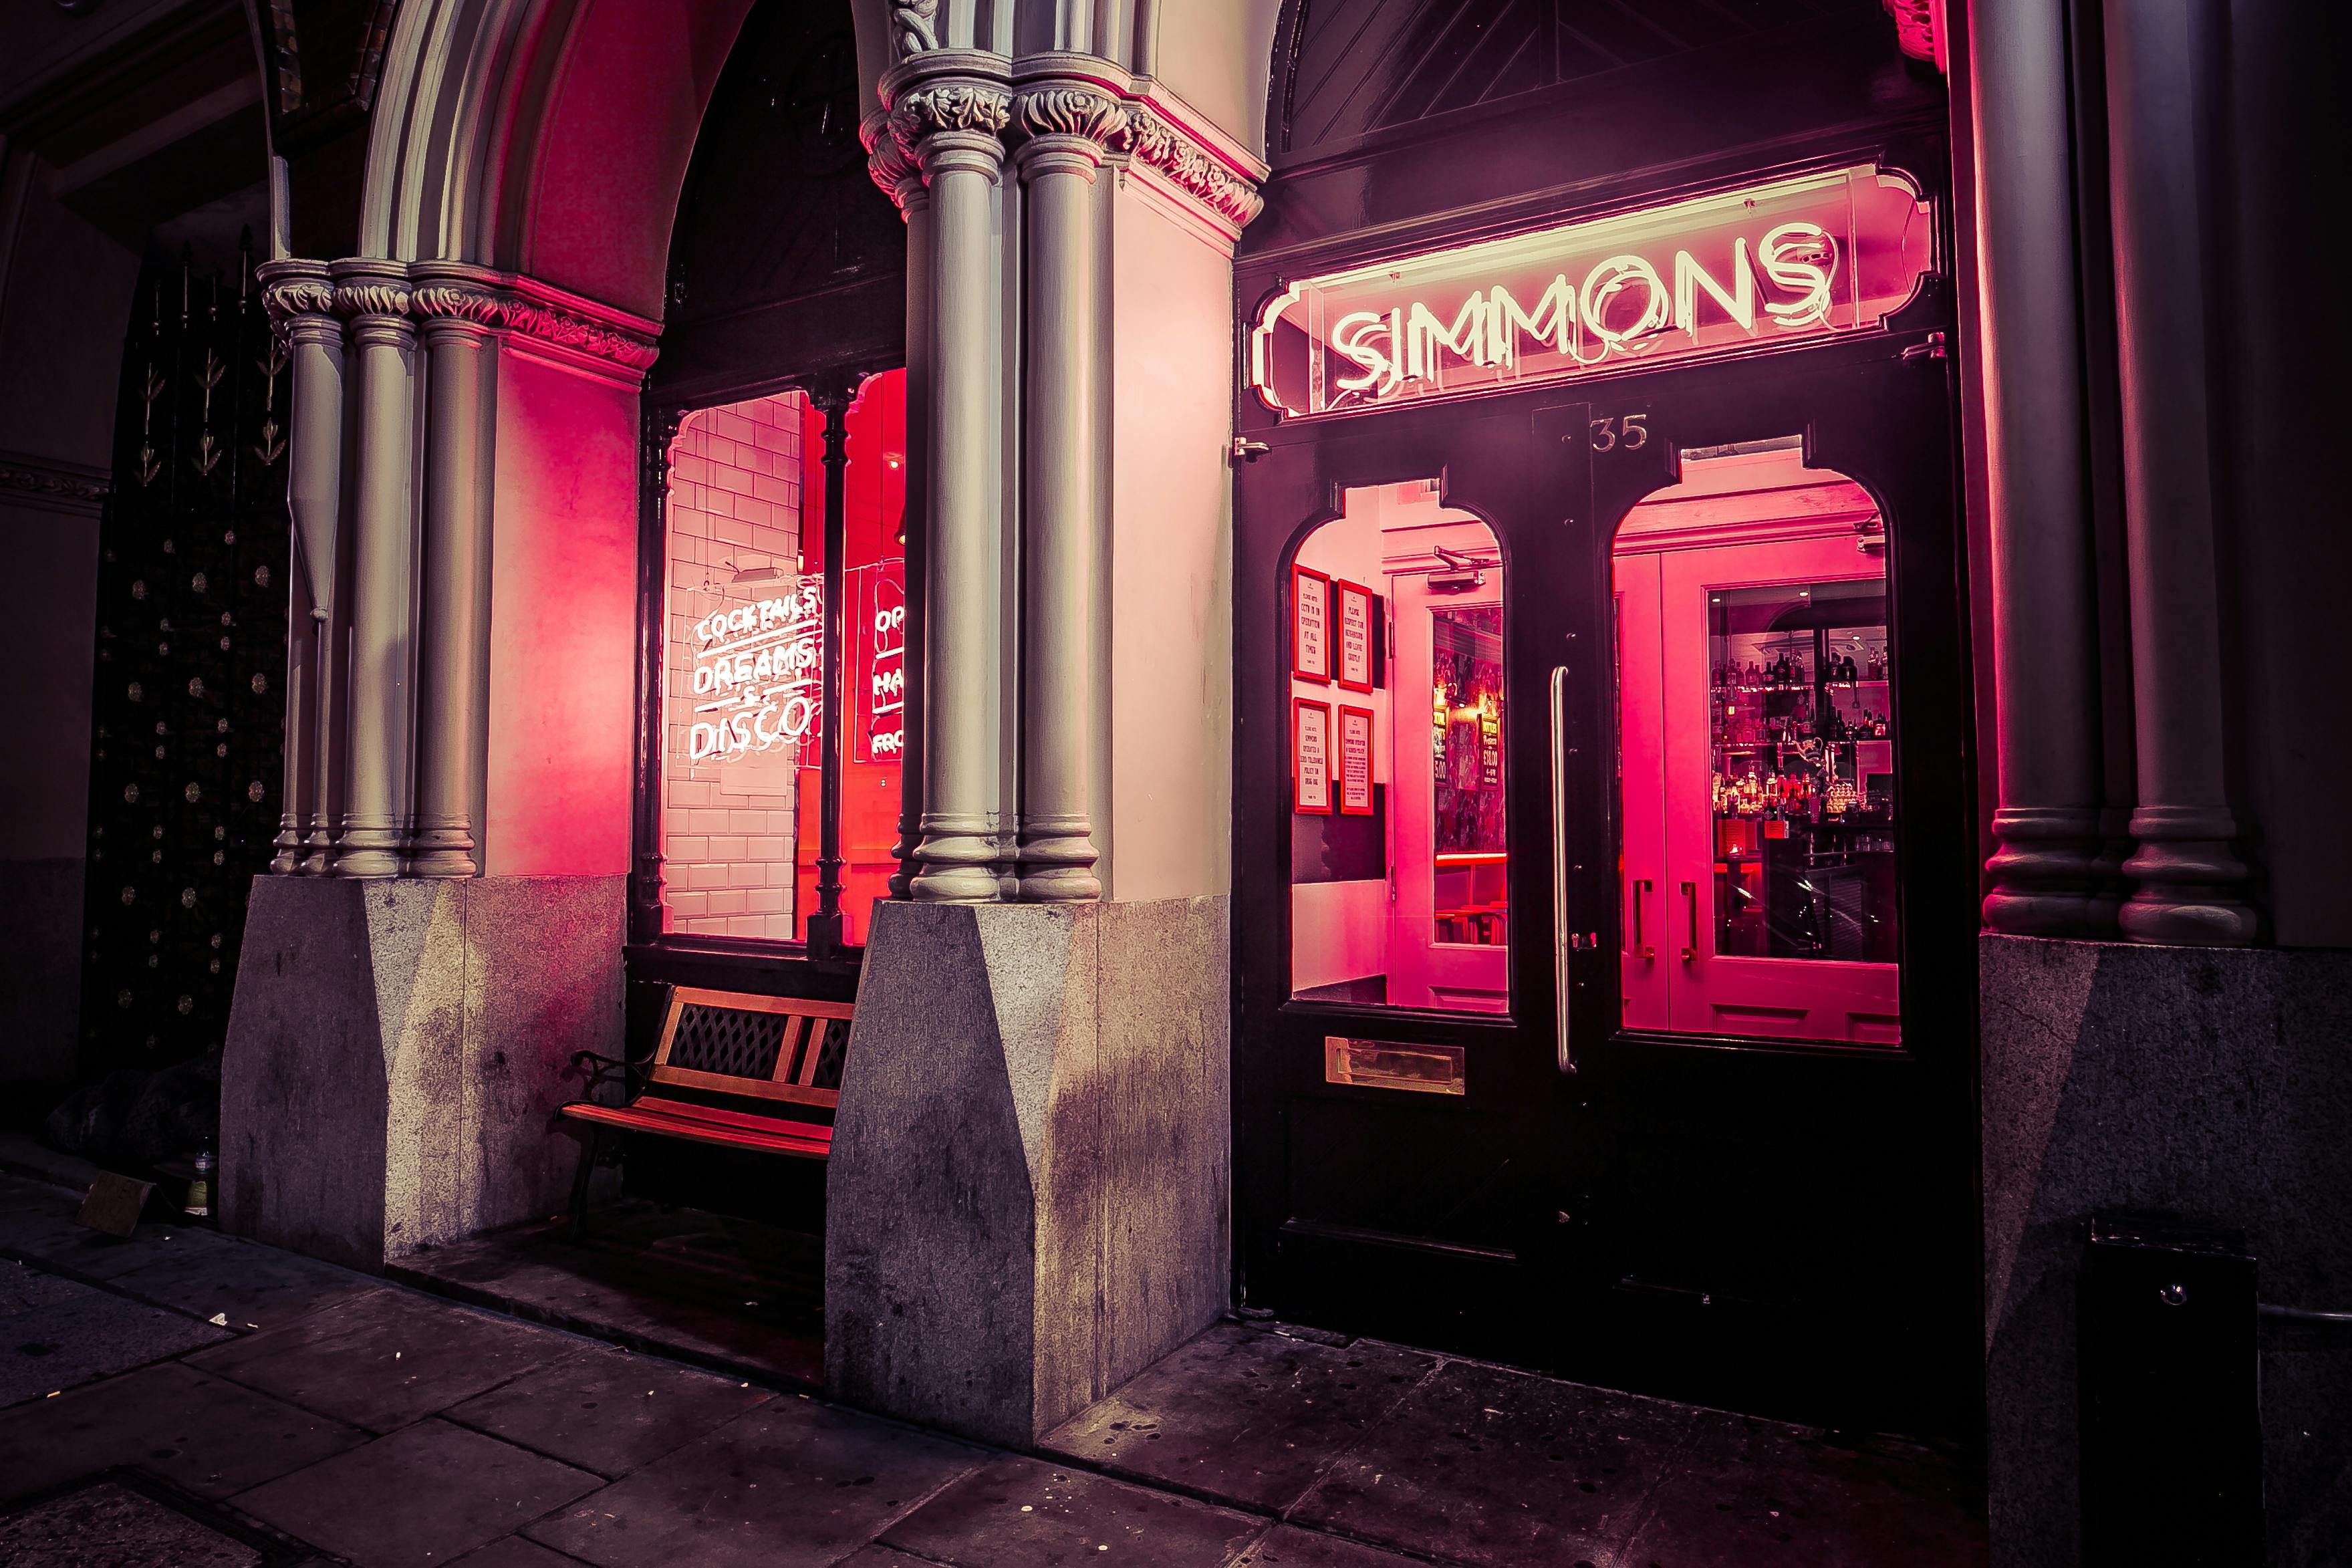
[[1708, 581, 1897, 964], [658, 373, 907, 944], [1291, 481, 1508, 1014]]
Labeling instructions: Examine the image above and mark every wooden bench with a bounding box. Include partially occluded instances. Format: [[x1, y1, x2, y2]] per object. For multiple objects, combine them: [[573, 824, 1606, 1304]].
[[560, 987, 854, 1238]]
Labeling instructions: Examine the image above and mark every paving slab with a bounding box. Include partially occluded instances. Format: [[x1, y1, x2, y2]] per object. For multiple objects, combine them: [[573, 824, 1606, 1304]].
[[0, 1478, 264, 1568], [1617, 1412, 1986, 1568], [524, 1395, 980, 1568], [0, 1193, 233, 1285], [103, 1235, 383, 1333], [444, 1346, 777, 1478], [186, 1285, 577, 1434], [1232, 1524, 1444, 1567], [1290, 1359, 1698, 1568], [449, 1537, 594, 1567], [233, 1418, 602, 1568], [393, 1208, 823, 1388], [878, 1454, 1267, 1568], [1041, 1323, 1436, 1512], [0, 1360, 368, 1504], [1, 1261, 231, 1406]]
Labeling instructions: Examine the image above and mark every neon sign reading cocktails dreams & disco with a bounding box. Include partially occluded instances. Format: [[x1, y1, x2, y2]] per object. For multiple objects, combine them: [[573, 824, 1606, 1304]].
[[688, 582, 822, 762], [1248, 165, 1933, 418]]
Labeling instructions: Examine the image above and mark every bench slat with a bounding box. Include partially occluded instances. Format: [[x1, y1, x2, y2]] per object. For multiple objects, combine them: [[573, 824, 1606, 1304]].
[[561, 1097, 833, 1160]]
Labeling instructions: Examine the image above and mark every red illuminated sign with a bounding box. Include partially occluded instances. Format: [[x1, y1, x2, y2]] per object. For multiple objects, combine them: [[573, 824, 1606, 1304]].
[[1249, 164, 1932, 419]]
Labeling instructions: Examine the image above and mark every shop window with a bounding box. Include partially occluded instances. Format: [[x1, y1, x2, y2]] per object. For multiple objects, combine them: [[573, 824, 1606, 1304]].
[[1290, 481, 1507, 1014], [658, 374, 907, 946], [1615, 439, 1900, 1043]]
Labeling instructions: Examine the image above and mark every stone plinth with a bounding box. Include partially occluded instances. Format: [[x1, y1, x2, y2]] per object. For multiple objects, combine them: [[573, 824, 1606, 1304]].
[[1981, 935, 2352, 1568], [825, 896, 1230, 1448], [219, 874, 624, 1270]]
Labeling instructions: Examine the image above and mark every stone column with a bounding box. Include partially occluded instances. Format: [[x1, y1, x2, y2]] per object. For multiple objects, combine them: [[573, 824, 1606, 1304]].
[[1011, 78, 1119, 902], [408, 263, 503, 878], [259, 260, 343, 877], [868, 114, 930, 904], [2103, 1, 2254, 944], [330, 259, 418, 878], [1968, 0, 2115, 936], [894, 68, 1011, 903]]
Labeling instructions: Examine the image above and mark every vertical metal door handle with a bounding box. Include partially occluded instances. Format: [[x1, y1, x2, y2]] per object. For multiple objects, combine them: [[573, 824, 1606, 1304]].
[[1551, 666, 1576, 1075], [1632, 878, 1655, 958], [1680, 880, 1698, 962]]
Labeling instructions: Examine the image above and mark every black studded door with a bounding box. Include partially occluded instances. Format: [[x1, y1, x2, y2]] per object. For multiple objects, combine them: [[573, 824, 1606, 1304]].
[[78, 247, 292, 1075]]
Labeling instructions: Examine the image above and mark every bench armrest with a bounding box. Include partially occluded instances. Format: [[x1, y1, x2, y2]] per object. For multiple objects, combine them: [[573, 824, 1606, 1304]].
[[568, 1048, 642, 1104]]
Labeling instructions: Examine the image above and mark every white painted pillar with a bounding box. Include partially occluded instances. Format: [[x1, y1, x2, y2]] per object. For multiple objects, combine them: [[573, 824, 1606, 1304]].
[[896, 67, 1012, 903], [259, 260, 343, 877], [2103, 0, 2254, 944], [408, 263, 502, 878], [868, 113, 931, 904], [1011, 76, 1121, 902], [1967, 0, 2115, 936], [329, 259, 418, 879]]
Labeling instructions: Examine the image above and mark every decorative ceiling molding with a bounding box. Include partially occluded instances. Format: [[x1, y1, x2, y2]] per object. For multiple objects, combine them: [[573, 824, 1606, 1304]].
[[1, 449, 111, 516]]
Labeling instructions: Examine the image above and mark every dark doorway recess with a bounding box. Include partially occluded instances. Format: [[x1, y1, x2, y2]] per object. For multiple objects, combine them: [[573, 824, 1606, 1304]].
[[603, 0, 906, 1277], [1234, 8, 1974, 1441]]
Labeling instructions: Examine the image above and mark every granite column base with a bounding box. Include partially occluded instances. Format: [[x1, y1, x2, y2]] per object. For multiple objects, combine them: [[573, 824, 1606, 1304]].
[[825, 896, 1230, 1448], [1981, 934, 2352, 1568], [219, 874, 624, 1270]]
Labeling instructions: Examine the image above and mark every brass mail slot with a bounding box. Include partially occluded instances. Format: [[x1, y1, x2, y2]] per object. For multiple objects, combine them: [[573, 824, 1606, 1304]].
[[1323, 1037, 1466, 1095]]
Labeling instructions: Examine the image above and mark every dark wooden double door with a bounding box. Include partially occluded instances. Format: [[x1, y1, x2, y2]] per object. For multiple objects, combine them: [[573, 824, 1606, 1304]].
[[1232, 333, 1978, 1436]]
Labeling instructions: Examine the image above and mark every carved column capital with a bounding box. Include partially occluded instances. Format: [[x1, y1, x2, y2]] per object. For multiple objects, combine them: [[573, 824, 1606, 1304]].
[[886, 57, 1014, 181], [409, 261, 505, 343], [330, 258, 415, 348], [1011, 82, 1128, 181], [863, 108, 926, 217], [259, 259, 340, 346]]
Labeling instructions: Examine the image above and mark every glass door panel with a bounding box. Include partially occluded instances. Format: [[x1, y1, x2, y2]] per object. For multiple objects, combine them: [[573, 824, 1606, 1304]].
[[1613, 442, 1902, 1045], [1615, 553, 1670, 1031]]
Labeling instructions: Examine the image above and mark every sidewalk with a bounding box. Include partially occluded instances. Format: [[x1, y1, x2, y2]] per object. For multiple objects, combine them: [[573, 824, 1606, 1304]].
[[0, 1166, 1985, 1567]]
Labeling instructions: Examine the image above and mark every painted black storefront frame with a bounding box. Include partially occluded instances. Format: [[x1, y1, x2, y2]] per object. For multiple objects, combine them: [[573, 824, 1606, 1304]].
[[1231, 80, 1978, 1430]]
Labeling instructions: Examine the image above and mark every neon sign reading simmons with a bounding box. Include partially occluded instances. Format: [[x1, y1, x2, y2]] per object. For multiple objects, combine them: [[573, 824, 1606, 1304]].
[[1249, 164, 1933, 418], [688, 581, 823, 763]]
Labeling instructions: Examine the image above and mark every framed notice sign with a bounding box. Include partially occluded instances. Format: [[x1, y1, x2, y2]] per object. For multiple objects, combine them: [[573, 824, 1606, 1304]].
[[1293, 698, 1333, 814], [1292, 565, 1331, 682], [1335, 580, 1374, 691], [1337, 704, 1374, 815]]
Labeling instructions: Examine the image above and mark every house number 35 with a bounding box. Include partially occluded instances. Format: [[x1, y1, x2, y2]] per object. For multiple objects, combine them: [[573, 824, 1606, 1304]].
[[1590, 414, 1650, 452]]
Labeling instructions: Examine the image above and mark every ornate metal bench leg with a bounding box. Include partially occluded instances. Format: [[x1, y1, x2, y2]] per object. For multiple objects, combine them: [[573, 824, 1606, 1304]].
[[567, 1124, 602, 1243]]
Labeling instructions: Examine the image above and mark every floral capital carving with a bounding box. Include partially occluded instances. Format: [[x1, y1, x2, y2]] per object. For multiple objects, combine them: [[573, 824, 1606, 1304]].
[[333, 280, 413, 319], [1013, 84, 1129, 148], [497, 296, 658, 374], [1116, 110, 1265, 229], [892, 82, 1013, 152], [863, 110, 922, 211], [412, 282, 505, 328]]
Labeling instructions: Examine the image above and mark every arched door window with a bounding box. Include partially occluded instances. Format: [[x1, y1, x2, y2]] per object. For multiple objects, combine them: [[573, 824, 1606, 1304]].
[[1289, 479, 1508, 1015]]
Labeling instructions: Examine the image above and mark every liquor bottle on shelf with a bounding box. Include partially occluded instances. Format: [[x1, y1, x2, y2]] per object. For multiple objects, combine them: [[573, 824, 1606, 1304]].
[[1840, 654, 1857, 683]]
